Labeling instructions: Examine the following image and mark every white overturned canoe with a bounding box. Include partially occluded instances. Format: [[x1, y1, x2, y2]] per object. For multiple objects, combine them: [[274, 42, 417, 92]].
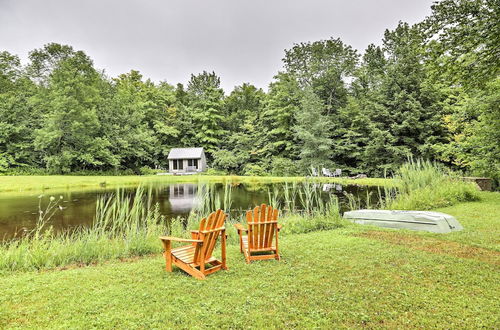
[[343, 210, 463, 233]]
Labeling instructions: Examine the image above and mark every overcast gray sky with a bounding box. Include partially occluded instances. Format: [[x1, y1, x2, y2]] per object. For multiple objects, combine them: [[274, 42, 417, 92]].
[[0, 0, 435, 91]]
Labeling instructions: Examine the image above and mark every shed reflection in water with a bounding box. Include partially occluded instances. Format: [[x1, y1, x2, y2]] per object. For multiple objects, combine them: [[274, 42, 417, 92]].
[[169, 184, 200, 213]]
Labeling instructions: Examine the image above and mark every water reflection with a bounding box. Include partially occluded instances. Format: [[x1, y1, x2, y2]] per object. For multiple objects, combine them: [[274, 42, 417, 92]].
[[0, 181, 381, 240], [168, 184, 200, 213], [322, 184, 343, 192]]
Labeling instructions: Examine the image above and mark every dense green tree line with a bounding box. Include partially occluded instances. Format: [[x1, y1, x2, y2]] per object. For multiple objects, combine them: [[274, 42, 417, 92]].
[[0, 0, 498, 180]]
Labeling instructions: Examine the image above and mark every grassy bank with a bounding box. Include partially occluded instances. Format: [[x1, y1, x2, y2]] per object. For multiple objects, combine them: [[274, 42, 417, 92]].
[[0, 192, 498, 328], [380, 160, 480, 210], [0, 174, 390, 195]]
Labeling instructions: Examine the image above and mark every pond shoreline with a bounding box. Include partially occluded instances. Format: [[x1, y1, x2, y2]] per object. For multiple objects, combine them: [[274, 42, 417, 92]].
[[0, 175, 392, 196]]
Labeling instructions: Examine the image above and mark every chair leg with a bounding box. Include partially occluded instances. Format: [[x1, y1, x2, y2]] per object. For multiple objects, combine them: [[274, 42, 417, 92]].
[[238, 232, 243, 253], [200, 256, 206, 275], [221, 230, 228, 270], [162, 240, 172, 272], [243, 249, 251, 264], [275, 229, 280, 262], [166, 253, 173, 272]]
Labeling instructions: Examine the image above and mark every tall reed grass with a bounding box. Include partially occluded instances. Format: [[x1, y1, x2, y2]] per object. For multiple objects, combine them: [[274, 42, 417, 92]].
[[379, 159, 480, 210], [344, 189, 374, 210], [266, 181, 345, 234], [0, 187, 173, 273], [0, 181, 349, 272]]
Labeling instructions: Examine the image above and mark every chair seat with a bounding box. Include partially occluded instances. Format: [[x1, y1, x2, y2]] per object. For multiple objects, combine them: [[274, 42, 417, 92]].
[[171, 245, 216, 265]]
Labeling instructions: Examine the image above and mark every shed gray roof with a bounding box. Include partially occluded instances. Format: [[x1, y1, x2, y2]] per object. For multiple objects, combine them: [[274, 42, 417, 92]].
[[168, 147, 204, 159]]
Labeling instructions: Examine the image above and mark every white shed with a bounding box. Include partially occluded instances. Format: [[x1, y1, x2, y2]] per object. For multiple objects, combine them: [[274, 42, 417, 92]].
[[167, 147, 207, 174]]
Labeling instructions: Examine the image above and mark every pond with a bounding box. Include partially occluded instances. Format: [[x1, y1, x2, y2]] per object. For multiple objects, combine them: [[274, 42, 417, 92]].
[[0, 181, 381, 240]]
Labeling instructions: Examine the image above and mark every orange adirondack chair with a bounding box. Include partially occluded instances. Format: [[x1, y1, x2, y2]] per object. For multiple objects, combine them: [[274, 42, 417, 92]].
[[160, 209, 227, 280], [234, 204, 281, 263]]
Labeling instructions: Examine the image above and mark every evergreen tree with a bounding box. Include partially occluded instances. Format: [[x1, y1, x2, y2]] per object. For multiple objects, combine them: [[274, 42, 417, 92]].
[[222, 83, 264, 133], [337, 45, 387, 174], [212, 83, 265, 173], [141, 80, 179, 168], [351, 23, 447, 175], [281, 38, 359, 172]]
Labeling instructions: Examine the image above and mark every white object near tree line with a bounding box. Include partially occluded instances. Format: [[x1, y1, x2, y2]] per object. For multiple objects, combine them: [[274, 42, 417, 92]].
[[343, 210, 463, 233], [167, 147, 207, 174]]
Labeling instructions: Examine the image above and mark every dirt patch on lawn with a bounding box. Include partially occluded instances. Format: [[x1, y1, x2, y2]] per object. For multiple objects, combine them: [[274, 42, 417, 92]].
[[357, 231, 500, 266]]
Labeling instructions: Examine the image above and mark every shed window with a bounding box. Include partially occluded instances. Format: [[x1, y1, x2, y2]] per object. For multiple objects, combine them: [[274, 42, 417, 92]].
[[173, 185, 184, 197], [188, 159, 198, 168], [172, 159, 183, 170]]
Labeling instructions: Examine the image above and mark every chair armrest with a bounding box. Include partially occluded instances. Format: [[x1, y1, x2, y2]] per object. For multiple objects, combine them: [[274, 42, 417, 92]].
[[159, 236, 202, 243], [234, 223, 247, 232], [190, 230, 200, 240]]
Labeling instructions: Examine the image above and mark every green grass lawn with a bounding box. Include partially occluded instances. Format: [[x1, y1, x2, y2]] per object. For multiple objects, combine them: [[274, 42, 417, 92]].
[[351, 191, 500, 251], [434, 192, 500, 250], [1, 192, 498, 328], [0, 174, 390, 196]]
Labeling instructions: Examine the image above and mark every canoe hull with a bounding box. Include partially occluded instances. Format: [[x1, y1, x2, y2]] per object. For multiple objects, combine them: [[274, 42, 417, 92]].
[[343, 210, 463, 233]]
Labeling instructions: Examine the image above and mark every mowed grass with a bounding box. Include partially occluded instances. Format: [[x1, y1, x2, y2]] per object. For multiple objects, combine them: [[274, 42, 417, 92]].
[[0, 174, 390, 196], [1, 193, 499, 328], [434, 192, 500, 250], [355, 192, 500, 252]]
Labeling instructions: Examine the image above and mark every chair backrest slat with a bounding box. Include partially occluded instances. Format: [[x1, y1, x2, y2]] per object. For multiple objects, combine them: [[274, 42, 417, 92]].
[[193, 216, 206, 262], [194, 209, 226, 264], [259, 204, 266, 248], [193, 209, 226, 263], [204, 210, 226, 259], [246, 204, 278, 250], [252, 206, 259, 249], [264, 206, 275, 247], [199, 212, 215, 262], [246, 209, 254, 249]]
